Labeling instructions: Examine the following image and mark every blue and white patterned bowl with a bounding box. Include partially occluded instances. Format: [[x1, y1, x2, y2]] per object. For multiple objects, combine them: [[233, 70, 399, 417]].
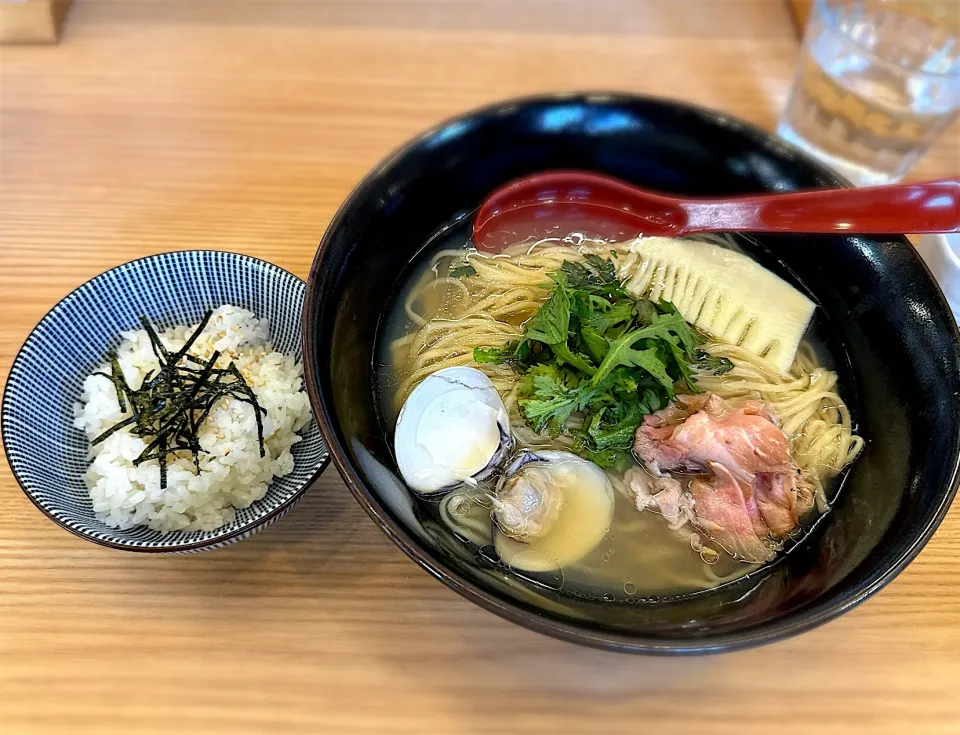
[[2, 251, 329, 553]]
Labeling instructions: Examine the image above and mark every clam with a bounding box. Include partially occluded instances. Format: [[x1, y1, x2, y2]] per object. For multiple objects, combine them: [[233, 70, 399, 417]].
[[394, 366, 512, 495], [492, 450, 614, 573]]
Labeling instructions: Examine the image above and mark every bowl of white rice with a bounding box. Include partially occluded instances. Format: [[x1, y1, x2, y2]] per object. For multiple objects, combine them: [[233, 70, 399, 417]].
[[2, 251, 328, 552]]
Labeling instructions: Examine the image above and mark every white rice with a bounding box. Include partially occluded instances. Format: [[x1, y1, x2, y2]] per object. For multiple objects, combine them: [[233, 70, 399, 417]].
[[73, 305, 313, 533]]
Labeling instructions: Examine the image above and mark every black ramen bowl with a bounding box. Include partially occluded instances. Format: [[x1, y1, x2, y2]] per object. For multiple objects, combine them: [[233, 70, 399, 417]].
[[303, 93, 960, 653]]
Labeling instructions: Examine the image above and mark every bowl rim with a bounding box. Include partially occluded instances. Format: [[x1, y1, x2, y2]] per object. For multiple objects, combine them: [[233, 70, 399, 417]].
[[2, 249, 330, 553], [302, 91, 960, 653]]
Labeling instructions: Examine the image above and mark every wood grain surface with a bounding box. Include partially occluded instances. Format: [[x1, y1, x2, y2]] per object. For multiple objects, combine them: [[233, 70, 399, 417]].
[[2, 2, 959, 733]]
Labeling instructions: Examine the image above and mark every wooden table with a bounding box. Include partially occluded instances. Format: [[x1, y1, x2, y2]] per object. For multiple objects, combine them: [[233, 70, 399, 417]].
[[2, 2, 958, 733]]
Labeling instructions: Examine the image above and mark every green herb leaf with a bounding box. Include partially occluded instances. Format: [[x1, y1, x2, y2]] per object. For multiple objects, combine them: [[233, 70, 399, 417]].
[[550, 342, 596, 375], [591, 325, 676, 391], [473, 346, 506, 364], [584, 253, 616, 278], [656, 336, 701, 393], [588, 402, 645, 451], [450, 264, 477, 278], [584, 300, 634, 335], [633, 299, 659, 328], [571, 443, 624, 468], [641, 387, 667, 413], [523, 285, 570, 346], [580, 326, 609, 364], [518, 363, 580, 395], [644, 312, 697, 353], [519, 373, 581, 435], [572, 430, 636, 470], [555, 255, 621, 296], [696, 351, 735, 375]]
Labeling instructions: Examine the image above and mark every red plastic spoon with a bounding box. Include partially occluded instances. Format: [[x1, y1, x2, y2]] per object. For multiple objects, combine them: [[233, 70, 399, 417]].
[[473, 170, 960, 251]]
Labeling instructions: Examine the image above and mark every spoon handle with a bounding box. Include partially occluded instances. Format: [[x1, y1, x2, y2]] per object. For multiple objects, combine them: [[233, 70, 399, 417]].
[[682, 179, 960, 235]]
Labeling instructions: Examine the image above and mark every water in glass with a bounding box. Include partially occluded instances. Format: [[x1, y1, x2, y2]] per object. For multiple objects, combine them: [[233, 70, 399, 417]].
[[778, 0, 959, 186]]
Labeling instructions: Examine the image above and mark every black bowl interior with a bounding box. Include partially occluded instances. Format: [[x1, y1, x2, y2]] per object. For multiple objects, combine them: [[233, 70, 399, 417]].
[[304, 94, 960, 653]]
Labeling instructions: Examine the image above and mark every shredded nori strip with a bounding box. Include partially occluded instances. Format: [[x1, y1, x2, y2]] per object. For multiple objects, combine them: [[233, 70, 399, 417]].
[[91, 310, 267, 489]]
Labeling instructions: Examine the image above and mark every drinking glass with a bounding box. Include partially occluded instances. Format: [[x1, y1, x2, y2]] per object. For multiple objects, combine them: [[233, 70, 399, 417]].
[[778, 0, 960, 186]]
